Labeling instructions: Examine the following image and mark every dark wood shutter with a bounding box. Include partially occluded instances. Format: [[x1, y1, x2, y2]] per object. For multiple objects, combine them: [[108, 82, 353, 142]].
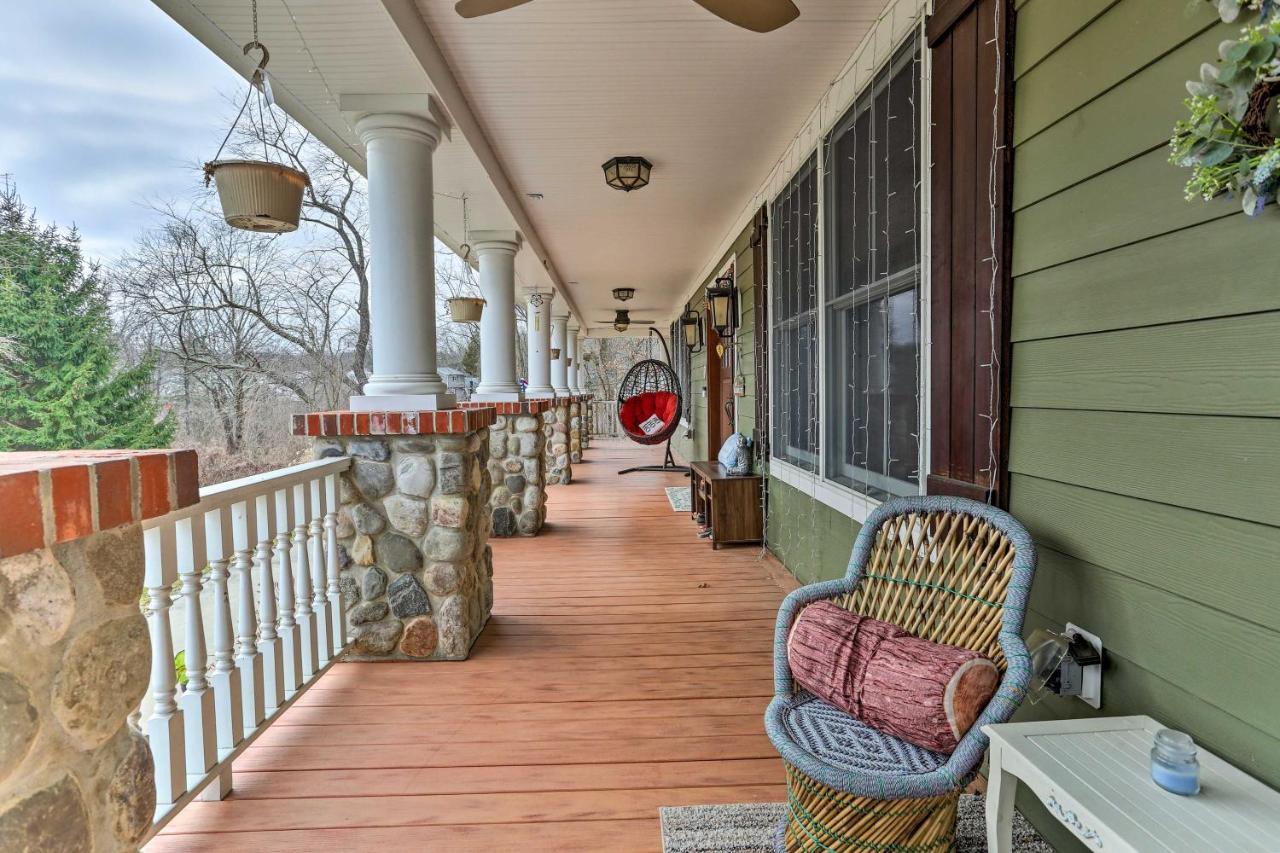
[[926, 0, 1015, 507], [750, 205, 769, 465]]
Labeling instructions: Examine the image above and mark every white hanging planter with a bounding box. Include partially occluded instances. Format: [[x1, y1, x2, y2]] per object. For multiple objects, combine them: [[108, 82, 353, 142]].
[[205, 160, 310, 233], [448, 297, 485, 323]]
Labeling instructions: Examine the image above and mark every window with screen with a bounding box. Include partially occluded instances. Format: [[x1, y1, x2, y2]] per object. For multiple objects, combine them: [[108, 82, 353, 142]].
[[824, 38, 922, 498], [770, 153, 819, 472]]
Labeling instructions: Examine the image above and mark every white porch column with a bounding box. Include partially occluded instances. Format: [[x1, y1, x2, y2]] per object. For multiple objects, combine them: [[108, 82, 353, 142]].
[[550, 312, 571, 396], [565, 321, 581, 394], [525, 289, 554, 398], [341, 94, 454, 410], [571, 330, 587, 394], [471, 230, 523, 402]]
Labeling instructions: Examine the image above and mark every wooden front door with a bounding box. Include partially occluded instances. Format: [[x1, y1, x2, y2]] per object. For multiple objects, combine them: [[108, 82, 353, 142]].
[[706, 306, 735, 453]]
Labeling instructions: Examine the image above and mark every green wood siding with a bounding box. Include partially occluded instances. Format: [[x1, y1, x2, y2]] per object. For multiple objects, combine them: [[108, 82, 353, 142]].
[[1010, 0, 1280, 844], [671, 224, 756, 465], [764, 476, 859, 585]]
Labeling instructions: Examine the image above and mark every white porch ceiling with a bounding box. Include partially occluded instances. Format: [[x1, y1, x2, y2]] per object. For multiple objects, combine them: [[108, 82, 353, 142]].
[[152, 0, 889, 334]]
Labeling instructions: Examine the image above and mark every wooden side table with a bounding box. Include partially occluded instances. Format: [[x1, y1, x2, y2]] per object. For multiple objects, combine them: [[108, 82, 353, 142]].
[[688, 461, 763, 549], [983, 715, 1280, 853]]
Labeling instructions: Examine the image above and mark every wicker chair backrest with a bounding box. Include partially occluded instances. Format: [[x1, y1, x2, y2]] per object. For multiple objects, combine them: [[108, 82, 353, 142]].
[[833, 506, 1019, 670]]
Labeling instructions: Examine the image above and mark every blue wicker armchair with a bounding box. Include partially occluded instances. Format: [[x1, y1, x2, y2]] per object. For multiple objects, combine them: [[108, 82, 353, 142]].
[[765, 496, 1037, 852]]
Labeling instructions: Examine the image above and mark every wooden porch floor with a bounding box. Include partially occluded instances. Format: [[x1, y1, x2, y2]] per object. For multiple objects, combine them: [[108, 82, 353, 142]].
[[150, 439, 794, 852]]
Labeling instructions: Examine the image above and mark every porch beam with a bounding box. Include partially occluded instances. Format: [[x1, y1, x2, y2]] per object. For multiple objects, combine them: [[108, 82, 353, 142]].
[[471, 230, 524, 402]]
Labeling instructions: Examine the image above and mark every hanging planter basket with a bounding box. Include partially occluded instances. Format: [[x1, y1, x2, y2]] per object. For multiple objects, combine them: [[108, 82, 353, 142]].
[[550, 347, 562, 360], [448, 297, 486, 323], [202, 28, 310, 234], [204, 160, 309, 233]]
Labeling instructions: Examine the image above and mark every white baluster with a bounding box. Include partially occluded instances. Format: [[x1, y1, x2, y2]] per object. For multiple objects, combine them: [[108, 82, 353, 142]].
[[255, 493, 285, 714], [291, 481, 318, 680], [143, 524, 187, 806], [201, 504, 242, 801], [231, 499, 265, 730], [274, 487, 303, 697], [176, 516, 216, 784], [309, 477, 333, 666], [325, 473, 347, 650]]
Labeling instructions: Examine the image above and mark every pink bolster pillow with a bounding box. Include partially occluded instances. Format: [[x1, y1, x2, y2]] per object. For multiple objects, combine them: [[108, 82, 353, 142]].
[[786, 600, 999, 754]]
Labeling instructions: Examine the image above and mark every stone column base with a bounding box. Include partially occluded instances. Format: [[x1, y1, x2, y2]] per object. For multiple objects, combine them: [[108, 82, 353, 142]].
[[297, 408, 496, 661], [540, 398, 573, 485], [0, 449, 199, 849], [579, 394, 592, 451], [460, 400, 550, 537], [568, 395, 591, 463]]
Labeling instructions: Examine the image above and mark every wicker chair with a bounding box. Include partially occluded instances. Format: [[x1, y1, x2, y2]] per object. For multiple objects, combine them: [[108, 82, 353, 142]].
[[765, 496, 1037, 852]]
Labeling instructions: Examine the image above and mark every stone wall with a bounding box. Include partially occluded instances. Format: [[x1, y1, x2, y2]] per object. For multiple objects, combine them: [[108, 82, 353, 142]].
[[543, 399, 573, 486], [0, 450, 199, 851], [579, 395, 592, 451], [568, 397, 583, 464], [314, 421, 494, 661], [462, 400, 550, 537]]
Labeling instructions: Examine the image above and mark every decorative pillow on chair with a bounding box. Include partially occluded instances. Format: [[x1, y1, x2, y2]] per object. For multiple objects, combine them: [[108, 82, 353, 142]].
[[786, 600, 1000, 753]]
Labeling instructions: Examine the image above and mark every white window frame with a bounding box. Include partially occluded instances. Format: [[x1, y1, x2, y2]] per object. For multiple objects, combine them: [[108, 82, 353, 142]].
[[766, 19, 932, 524]]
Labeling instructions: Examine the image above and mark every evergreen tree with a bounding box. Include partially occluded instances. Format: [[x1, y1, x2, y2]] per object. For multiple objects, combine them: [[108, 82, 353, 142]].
[[0, 179, 172, 450]]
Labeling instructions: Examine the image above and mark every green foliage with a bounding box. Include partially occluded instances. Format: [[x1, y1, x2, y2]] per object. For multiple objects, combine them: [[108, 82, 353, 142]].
[[0, 180, 173, 450], [1170, 2, 1280, 214], [174, 650, 188, 689]]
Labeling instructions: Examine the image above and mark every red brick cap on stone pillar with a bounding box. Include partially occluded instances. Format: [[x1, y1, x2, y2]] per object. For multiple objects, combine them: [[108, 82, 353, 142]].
[[456, 400, 553, 416], [0, 449, 200, 558], [292, 407, 499, 438]]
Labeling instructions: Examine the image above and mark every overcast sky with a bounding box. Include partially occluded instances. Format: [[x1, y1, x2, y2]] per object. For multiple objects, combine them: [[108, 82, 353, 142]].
[[0, 1, 243, 262]]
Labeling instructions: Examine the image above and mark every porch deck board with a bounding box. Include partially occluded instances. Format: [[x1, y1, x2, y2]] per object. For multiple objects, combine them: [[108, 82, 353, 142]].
[[149, 439, 792, 852]]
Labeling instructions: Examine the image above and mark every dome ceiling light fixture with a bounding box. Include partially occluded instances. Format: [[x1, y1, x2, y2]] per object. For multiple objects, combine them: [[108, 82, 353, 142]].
[[612, 287, 636, 302], [602, 156, 653, 192]]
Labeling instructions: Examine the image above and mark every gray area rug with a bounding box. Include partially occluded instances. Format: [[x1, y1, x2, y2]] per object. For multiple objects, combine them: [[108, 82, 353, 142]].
[[666, 485, 692, 512], [659, 795, 1052, 853]]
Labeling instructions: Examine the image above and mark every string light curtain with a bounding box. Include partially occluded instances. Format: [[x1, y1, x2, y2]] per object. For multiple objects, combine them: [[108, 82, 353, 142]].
[[824, 38, 922, 500], [769, 154, 820, 473]]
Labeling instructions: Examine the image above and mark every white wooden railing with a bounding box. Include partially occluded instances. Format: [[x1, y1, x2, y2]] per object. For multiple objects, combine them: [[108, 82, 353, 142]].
[[138, 456, 351, 837], [590, 399, 620, 437]]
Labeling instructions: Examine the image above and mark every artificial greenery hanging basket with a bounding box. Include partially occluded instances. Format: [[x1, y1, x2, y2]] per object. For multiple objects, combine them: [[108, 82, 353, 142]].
[[447, 297, 486, 323], [203, 1, 310, 234], [1171, 0, 1280, 215]]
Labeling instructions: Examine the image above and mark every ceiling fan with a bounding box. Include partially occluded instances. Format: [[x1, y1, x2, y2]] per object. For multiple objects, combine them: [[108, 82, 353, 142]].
[[597, 309, 656, 332], [454, 0, 800, 33]]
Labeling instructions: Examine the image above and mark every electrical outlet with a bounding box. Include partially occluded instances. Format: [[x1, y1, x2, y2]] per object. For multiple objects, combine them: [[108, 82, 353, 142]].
[[1065, 622, 1103, 709]]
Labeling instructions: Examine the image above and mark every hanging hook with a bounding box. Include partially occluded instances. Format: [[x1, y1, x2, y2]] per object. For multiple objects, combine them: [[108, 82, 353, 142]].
[[243, 40, 270, 91]]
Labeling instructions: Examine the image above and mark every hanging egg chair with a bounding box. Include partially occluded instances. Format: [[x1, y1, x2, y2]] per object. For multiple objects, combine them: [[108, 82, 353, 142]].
[[616, 329, 690, 475]]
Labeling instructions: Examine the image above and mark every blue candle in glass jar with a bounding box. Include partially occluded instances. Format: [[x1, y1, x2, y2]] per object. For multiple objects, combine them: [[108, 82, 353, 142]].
[[1150, 729, 1200, 796]]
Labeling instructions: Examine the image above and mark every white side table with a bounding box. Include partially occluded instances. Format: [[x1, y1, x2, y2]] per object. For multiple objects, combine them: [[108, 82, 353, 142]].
[[983, 715, 1280, 852]]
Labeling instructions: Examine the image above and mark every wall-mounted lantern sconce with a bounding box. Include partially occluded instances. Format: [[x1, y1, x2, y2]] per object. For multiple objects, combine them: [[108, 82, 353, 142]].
[[680, 307, 704, 354], [705, 275, 737, 340]]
